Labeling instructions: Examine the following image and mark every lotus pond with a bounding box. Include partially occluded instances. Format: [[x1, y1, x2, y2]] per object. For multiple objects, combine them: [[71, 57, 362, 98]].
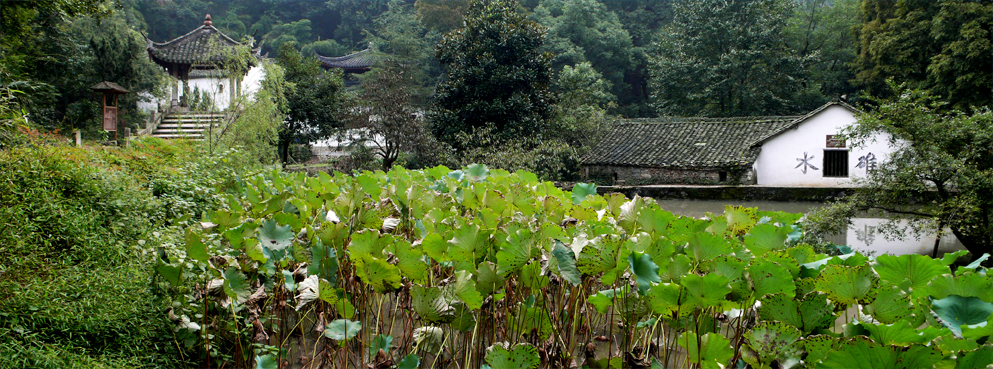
[[154, 165, 993, 368]]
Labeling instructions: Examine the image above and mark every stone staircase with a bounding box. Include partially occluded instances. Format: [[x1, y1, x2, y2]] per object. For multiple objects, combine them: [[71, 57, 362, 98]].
[[150, 112, 225, 140]]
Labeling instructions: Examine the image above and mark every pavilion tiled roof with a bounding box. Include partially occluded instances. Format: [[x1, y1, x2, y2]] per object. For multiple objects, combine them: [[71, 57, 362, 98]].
[[582, 116, 801, 168], [146, 15, 255, 68], [316, 49, 376, 71]]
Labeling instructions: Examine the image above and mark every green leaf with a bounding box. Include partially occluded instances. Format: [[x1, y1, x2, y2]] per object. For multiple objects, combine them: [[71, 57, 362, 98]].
[[757, 293, 834, 334], [223, 267, 251, 304], [369, 334, 393, 356], [800, 335, 837, 366], [646, 283, 683, 316], [255, 354, 278, 369], [476, 261, 504, 296], [451, 220, 488, 271], [397, 354, 420, 369], [552, 240, 582, 286], [927, 272, 993, 302], [571, 183, 597, 205], [956, 345, 993, 369], [681, 273, 731, 309], [485, 343, 540, 369], [678, 332, 733, 369], [519, 261, 548, 291], [422, 232, 449, 262], [932, 295, 993, 337], [353, 256, 401, 293], [577, 235, 622, 284], [448, 270, 484, 310], [259, 219, 294, 251], [749, 259, 796, 299], [496, 228, 539, 276], [814, 264, 878, 306], [743, 223, 790, 257], [628, 251, 662, 294], [685, 232, 733, 263], [864, 284, 913, 324], [741, 322, 803, 369], [356, 173, 382, 200], [873, 254, 949, 299], [155, 262, 182, 286], [412, 285, 454, 324], [589, 289, 619, 314], [637, 205, 675, 235], [324, 319, 361, 341], [818, 336, 942, 369], [466, 164, 490, 182], [863, 321, 927, 345], [184, 229, 209, 263]]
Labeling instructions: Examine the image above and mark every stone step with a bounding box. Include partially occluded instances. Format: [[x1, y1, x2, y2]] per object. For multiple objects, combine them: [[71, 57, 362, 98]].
[[151, 133, 205, 139], [156, 124, 218, 129]]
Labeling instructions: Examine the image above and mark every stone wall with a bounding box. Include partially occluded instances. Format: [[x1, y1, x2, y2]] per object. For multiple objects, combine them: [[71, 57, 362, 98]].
[[584, 165, 754, 185]]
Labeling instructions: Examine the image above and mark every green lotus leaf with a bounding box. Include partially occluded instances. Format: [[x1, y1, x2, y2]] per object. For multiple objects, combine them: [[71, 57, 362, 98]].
[[637, 205, 676, 236], [864, 283, 913, 324], [864, 321, 927, 345], [681, 273, 731, 309], [465, 164, 489, 182], [367, 334, 393, 357], [353, 255, 401, 293], [956, 345, 993, 369], [476, 261, 504, 296], [395, 240, 428, 283], [510, 305, 554, 341], [273, 212, 303, 233], [355, 172, 382, 200], [185, 229, 209, 263], [743, 223, 791, 257], [577, 235, 622, 282], [309, 238, 338, 283], [259, 219, 294, 251], [571, 183, 597, 205], [255, 354, 277, 369], [446, 270, 483, 310], [800, 335, 837, 366], [485, 342, 539, 369], [496, 228, 539, 276], [724, 205, 758, 236], [223, 222, 257, 249], [552, 240, 582, 286], [932, 295, 993, 337], [318, 278, 337, 304], [678, 332, 733, 369], [412, 285, 454, 324], [758, 293, 834, 334], [451, 220, 488, 271], [749, 258, 796, 299], [817, 336, 942, 369], [706, 255, 748, 299], [646, 283, 683, 316], [589, 289, 619, 314], [520, 261, 549, 290], [873, 253, 949, 299], [928, 272, 993, 302], [155, 262, 182, 287], [324, 319, 361, 341], [661, 254, 693, 283], [815, 264, 878, 306], [422, 232, 449, 262], [244, 238, 266, 263], [223, 267, 251, 304], [629, 251, 662, 294], [741, 321, 803, 369], [397, 354, 420, 369], [933, 335, 979, 354], [685, 232, 733, 263]]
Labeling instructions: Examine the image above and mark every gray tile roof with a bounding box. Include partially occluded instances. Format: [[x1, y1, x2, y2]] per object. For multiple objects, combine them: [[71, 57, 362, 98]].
[[582, 116, 801, 168], [146, 16, 252, 67], [750, 101, 859, 147], [317, 49, 375, 71]]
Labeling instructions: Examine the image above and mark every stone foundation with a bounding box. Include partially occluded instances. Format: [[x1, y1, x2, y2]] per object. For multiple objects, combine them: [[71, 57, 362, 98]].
[[583, 165, 754, 185]]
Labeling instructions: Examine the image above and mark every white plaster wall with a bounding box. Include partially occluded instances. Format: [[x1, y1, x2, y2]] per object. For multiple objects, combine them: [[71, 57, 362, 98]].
[[754, 104, 894, 187], [137, 66, 265, 112]]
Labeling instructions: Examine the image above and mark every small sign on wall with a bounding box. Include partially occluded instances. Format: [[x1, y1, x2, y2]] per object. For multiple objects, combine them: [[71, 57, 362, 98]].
[[826, 135, 845, 148]]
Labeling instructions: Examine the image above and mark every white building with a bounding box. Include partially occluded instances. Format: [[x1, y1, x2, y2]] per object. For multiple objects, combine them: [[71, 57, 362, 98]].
[[582, 101, 897, 187]]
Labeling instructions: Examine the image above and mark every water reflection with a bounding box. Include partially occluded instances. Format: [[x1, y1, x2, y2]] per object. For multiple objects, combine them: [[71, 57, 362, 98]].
[[653, 199, 965, 256]]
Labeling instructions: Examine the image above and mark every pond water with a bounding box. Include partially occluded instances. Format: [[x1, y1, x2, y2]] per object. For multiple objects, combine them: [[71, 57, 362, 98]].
[[653, 199, 966, 256]]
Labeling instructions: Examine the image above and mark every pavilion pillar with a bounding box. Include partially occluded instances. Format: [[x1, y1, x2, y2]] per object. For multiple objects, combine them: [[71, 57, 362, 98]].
[[171, 67, 180, 107], [181, 68, 190, 107]]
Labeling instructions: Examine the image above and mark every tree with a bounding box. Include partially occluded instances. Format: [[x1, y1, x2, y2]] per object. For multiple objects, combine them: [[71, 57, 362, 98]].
[[649, 0, 810, 117], [854, 1, 992, 111], [275, 44, 349, 165], [549, 61, 614, 150], [431, 0, 555, 150], [352, 62, 437, 171], [415, 0, 470, 34], [362, 0, 440, 101], [807, 85, 992, 258], [785, 0, 860, 102], [531, 0, 634, 112]]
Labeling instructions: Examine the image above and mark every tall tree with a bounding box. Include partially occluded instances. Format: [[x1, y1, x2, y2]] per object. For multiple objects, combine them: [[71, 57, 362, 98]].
[[415, 0, 470, 34], [532, 0, 633, 112], [649, 0, 810, 117], [353, 61, 436, 170], [785, 0, 860, 102], [854, 1, 991, 111], [431, 0, 554, 149], [275, 44, 348, 165]]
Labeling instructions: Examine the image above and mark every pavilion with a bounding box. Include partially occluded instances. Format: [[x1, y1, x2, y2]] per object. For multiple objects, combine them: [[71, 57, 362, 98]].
[[146, 14, 261, 110]]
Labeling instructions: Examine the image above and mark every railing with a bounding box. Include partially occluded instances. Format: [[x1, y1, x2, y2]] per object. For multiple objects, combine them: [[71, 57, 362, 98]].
[[138, 111, 164, 136]]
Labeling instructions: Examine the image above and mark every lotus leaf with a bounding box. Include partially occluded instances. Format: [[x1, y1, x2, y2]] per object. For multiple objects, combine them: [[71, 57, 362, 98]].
[[678, 332, 733, 369], [325, 319, 361, 341], [485, 342, 539, 369]]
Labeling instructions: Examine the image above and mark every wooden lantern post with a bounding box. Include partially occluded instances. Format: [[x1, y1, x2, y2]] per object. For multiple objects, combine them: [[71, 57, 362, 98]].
[[90, 82, 129, 143]]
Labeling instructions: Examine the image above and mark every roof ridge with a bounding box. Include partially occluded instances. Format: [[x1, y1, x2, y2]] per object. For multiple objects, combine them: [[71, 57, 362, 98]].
[[316, 48, 372, 62]]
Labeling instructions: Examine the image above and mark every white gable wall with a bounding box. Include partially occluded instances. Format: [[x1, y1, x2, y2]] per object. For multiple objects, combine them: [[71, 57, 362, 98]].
[[137, 66, 265, 113], [754, 104, 893, 187]]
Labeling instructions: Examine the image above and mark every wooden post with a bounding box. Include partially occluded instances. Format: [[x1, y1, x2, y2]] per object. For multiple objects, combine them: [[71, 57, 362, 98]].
[[74, 129, 81, 147]]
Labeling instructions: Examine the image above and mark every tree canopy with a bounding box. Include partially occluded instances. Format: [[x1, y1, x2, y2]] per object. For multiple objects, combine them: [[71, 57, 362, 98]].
[[431, 0, 555, 150], [275, 44, 349, 165], [649, 0, 811, 117]]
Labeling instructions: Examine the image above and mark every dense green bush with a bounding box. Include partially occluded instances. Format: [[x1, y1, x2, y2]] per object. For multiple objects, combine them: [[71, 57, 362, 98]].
[[0, 137, 234, 368]]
